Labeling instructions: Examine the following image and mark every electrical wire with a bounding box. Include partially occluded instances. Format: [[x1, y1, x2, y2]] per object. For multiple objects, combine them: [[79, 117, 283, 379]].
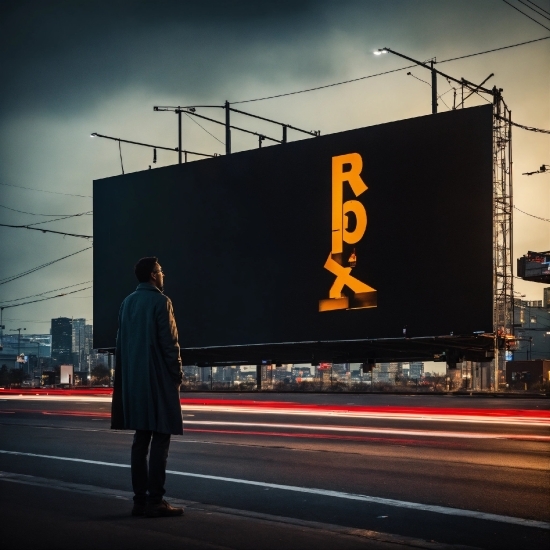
[[0, 281, 93, 305], [0, 204, 92, 217], [495, 114, 550, 134], [231, 36, 550, 105], [407, 72, 431, 87], [24, 212, 93, 227], [500, 0, 550, 31], [435, 35, 550, 63], [524, 0, 550, 17], [0, 286, 93, 309], [232, 65, 417, 104], [517, 0, 550, 19], [406, 72, 454, 110], [0, 223, 92, 239], [0, 247, 92, 285], [514, 206, 550, 222], [0, 182, 92, 198], [184, 112, 225, 145], [1, 319, 52, 323]]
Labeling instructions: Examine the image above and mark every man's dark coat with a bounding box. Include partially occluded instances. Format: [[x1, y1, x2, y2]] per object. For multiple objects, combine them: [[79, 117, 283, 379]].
[[111, 283, 183, 435]]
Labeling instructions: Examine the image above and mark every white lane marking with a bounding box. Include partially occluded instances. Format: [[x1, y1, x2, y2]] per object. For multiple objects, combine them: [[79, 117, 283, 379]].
[[0, 449, 548, 530], [0, 471, 469, 549], [182, 420, 550, 441], [0, 450, 128, 468]]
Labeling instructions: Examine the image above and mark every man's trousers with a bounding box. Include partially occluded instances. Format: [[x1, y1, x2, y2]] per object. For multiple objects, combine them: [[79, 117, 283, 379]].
[[131, 430, 171, 504]]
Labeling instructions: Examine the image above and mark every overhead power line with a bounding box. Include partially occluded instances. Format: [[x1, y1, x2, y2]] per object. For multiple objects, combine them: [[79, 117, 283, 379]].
[[24, 211, 93, 227], [524, 0, 550, 17], [0, 223, 92, 239], [501, 0, 550, 31], [432, 35, 550, 63], [184, 112, 225, 145], [0, 182, 92, 198], [231, 36, 550, 104], [517, 0, 550, 20], [0, 204, 93, 217], [514, 206, 550, 222], [232, 65, 416, 104], [1, 319, 53, 323], [0, 247, 93, 286], [495, 114, 550, 134], [0, 286, 93, 309], [0, 281, 93, 305]]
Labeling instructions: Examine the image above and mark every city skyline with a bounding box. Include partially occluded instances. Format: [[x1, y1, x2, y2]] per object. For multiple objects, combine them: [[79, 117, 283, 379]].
[[0, 0, 548, 336]]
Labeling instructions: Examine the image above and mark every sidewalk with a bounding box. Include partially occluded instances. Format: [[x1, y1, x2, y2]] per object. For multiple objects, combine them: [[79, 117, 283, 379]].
[[0, 472, 477, 550]]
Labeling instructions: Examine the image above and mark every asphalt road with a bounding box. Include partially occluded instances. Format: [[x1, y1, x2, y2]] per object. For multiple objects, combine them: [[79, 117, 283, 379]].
[[0, 392, 548, 550]]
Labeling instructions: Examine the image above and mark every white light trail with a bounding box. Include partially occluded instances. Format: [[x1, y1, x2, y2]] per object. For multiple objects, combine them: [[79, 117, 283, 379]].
[[182, 420, 550, 441], [180, 405, 550, 426]]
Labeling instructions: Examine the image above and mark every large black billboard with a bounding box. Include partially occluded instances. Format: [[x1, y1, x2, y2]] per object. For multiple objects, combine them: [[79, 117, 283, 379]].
[[94, 105, 493, 352]]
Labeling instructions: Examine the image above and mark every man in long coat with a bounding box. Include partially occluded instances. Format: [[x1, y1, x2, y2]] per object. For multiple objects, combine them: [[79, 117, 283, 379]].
[[111, 256, 184, 517]]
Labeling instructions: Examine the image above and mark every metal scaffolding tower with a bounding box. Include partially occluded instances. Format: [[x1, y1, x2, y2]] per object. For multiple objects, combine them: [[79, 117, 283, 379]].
[[492, 91, 513, 390], [380, 47, 515, 390]]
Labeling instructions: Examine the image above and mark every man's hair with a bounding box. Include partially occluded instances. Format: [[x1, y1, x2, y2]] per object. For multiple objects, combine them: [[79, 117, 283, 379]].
[[134, 257, 158, 282]]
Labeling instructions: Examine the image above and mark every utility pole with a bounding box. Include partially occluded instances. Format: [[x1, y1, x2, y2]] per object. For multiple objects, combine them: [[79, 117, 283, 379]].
[[225, 101, 231, 155], [177, 107, 182, 164], [0, 307, 4, 351], [431, 60, 437, 114]]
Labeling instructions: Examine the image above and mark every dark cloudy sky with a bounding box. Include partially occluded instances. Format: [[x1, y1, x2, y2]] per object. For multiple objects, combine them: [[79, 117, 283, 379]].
[[0, 0, 548, 336]]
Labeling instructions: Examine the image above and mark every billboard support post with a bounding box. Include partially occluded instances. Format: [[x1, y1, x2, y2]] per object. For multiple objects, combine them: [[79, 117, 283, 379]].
[[177, 107, 182, 164], [225, 101, 231, 155], [492, 90, 514, 391], [256, 364, 262, 391], [431, 60, 437, 114]]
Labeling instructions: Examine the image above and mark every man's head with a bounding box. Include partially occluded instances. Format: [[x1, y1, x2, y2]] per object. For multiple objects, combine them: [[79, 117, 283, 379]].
[[134, 256, 165, 292]]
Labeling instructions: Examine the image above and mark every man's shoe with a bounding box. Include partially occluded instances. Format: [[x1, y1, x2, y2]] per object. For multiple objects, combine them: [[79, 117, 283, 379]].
[[145, 499, 184, 518], [131, 502, 147, 516]]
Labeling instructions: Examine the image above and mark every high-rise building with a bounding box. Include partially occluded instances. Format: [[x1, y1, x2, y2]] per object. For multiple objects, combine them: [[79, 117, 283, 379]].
[[544, 287, 550, 309], [51, 317, 73, 365], [72, 318, 86, 369], [84, 324, 93, 355]]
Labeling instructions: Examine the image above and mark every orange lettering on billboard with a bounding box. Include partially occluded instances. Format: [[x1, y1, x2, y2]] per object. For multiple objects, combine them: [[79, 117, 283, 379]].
[[319, 153, 377, 312]]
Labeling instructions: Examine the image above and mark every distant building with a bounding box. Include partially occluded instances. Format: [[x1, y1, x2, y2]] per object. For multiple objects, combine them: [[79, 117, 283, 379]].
[[409, 362, 424, 378], [51, 317, 72, 365], [544, 287, 550, 308], [513, 297, 550, 361], [72, 318, 86, 370], [375, 362, 401, 384], [0, 334, 51, 373], [84, 324, 93, 355]]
